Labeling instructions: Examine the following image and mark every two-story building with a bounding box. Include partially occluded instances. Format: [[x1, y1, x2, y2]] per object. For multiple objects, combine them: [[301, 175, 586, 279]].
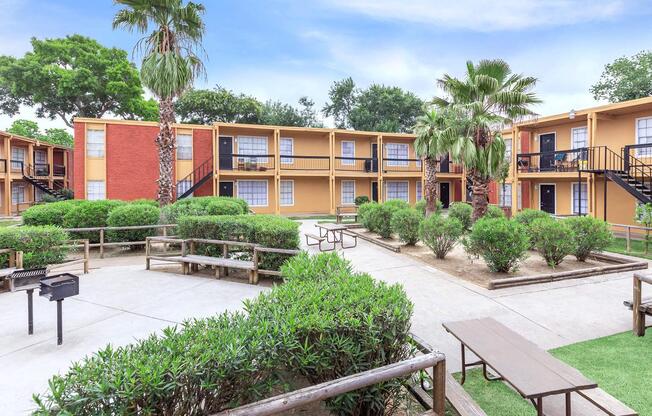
[[0, 130, 72, 216]]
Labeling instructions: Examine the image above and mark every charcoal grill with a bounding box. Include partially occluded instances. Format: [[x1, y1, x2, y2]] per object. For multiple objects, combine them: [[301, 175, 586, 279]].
[[8, 268, 48, 335], [40, 273, 79, 345]]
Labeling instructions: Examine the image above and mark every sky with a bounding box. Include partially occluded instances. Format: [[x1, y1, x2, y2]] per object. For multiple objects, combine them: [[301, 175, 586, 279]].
[[2, 0, 652, 131]]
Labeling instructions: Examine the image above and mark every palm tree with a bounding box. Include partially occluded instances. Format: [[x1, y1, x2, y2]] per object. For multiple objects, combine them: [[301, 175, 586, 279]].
[[414, 108, 454, 216], [434, 59, 540, 220], [113, 0, 206, 206]]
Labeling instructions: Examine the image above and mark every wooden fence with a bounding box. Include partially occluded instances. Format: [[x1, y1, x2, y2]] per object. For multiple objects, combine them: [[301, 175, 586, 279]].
[[552, 216, 652, 254], [64, 224, 176, 258], [0, 248, 23, 269], [49, 239, 90, 274]]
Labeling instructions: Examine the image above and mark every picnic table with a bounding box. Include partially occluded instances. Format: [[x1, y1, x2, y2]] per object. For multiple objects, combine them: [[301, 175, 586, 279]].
[[305, 223, 357, 251], [443, 318, 637, 416]]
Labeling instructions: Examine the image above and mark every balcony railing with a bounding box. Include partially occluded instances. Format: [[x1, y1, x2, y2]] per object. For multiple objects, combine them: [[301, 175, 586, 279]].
[[34, 163, 50, 176], [382, 158, 423, 173], [437, 162, 463, 174], [279, 155, 330, 171], [53, 164, 66, 176], [334, 157, 378, 172], [517, 148, 588, 173], [219, 154, 275, 171]]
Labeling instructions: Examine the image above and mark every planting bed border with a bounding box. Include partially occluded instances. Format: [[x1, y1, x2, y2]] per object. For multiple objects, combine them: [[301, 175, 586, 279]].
[[345, 228, 401, 252]]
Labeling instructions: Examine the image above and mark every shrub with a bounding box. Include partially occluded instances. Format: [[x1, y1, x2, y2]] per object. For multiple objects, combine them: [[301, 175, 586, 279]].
[[415, 199, 442, 216], [33, 312, 279, 415], [206, 199, 244, 216], [449, 202, 473, 230], [280, 251, 352, 283], [355, 195, 370, 206], [246, 261, 413, 416], [383, 199, 410, 212], [62, 200, 126, 242], [130, 198, 159, 207], [529, 218, 575, 267], [513, 209, 551, 248], [391, 208, 421, 245], [368, 203, 394, 238], [177, 215, 300, 271], [565, 216, 613, 261], [161, 196, 248, 223], [22, 200, 82, 227], [106, 204, 161, 245], [0, 226, 69, 268], [485, 205, 506, 219], [465, 218, 529, 272], [420, 215, 464, 259], [359, 202, 380, 231]]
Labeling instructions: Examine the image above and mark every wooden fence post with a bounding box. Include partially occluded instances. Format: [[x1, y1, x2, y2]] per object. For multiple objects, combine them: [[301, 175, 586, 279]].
[[15, 251, 23, 269], [145, 238, 151, 270], [83, 240, 90, 274], [99, 229, 105, 259], [162, 226, 168, 252], [634, 275, 645, 336], [432, 359, 446, 416], [626, 226, 631, 253]]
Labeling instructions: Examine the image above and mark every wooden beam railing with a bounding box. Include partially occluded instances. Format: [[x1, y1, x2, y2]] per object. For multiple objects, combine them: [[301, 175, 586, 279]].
[[213, 351, 446, 416], [0, 248, 24, 269], [64, 224, 177, 258], [49, 239, 90, 274]]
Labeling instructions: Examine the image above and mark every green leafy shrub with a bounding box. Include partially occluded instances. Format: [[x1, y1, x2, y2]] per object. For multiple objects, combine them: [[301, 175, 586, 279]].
[[161, 196, 248, 223], [62, 200, 126, 243], [280, 251, 352, 283], [130, 198, 159, 207], [420, 215, 464, 259], [33, 312, 279, 415], [246, 259, 413, 416], [106, 204, 161, 245], [206, 199, 244, 216], [391, 208, 421, 245], [415, 199, 442, 216], [485, 205, 506, 219], [22, 200, 83, 227], [465, 218, 529, 272], [449, 202, 473, 230], [359, 202, 380, 232], [177, 215, 300, 270], [383, 199, 410, 212], [565, 216, 613, 261], [355, 195, 370, 206], [529, 218, 575, 267], [0, 226, 69, 268], [368, 203, 394, 238], [513, 209, 550, 247]]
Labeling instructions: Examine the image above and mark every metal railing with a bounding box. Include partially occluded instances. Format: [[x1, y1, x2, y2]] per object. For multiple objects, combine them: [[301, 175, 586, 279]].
[[437, 162, 463, 174], [176, 157, 213, 198], [34, 163, 49, 176], [279, 155, 330, 171], [220, 154, 275, 171], [382, 158, 423, 173], [517, 148, 588, 173], [334, 157, 378, 172], [53, 164, 66, 176]]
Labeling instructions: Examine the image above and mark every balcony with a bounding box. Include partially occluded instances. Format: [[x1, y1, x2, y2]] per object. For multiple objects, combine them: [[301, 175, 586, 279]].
[[279, 155, 330, 171], [517, 148, 588, 173], [218, 154, 275, 172], [382, 158, 423, 174], [335, 157, 378, 173]]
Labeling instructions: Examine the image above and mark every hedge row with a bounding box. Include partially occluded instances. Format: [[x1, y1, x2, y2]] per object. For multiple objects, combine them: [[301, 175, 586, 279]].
[[0, 226, 70, 268], [33, 252, 413, 416], [161, 196, 249, 224]]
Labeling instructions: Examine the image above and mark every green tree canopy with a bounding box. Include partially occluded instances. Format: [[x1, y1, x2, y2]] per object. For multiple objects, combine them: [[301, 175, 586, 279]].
[[323, 79, 424, 133], [260, 97, 323, 127], [591, 51, 652, 103], [6, 119, 73, 147], [0, 35, 156, 128], [176, 86, 261, 124]]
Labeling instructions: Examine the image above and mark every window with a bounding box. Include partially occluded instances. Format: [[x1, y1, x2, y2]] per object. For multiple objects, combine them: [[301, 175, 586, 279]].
[[177, 179, 192, 197], [11, 147, 25, 170], [87, 129, 105, 158], [341, 141, 355, 165], [416, 181, 423, 201], [280, 137, 294, 164], [280, 180, 294, 206], [517, 183, 522, 210], [636, 117, 652, 157], [386, 181, 409, 202], [572, 183, 588, 215], [237, 136, 268, 163], [87, 181, 106, 200], [341, 180, 355, 205], [571, 127, 587, 149], [11, 182, 25, 204], [35, 187, 44, 203], [237, 180, 268, 206], [499, 183, 512, 207], [504, 139, 512, 160], [385, 143, 409, 166], [177, 133, 192, 160]]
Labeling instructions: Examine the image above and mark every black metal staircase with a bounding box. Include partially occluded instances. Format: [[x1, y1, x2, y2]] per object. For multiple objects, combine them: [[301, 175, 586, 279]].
[[21, 163, 67, 200], [176, 157, 214, 200]]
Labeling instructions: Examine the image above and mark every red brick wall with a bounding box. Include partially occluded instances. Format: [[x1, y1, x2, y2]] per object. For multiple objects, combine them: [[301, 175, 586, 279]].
[[192, 129, 213, 196], [73, 122, 86, 198], [454, 180, 462, 201]]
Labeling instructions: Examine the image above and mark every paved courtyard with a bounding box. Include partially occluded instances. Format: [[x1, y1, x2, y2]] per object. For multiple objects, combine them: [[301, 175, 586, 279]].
[[0, 220, 643, 414]]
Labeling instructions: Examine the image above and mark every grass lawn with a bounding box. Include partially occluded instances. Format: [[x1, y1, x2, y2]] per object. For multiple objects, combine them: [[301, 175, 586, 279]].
[[606, 237, 652, 260], [0, 219, 20, 227], [457, 332, 652, 416]]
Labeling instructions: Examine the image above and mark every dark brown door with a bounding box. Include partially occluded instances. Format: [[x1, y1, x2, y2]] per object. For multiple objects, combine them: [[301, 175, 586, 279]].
[[540, 134, 555, 171], [219, 136, 233, 170], [540, 184, 555, 214], [219, 181, 234, 197], [371, 181, 378, 202], [440, 182, 450, 208]]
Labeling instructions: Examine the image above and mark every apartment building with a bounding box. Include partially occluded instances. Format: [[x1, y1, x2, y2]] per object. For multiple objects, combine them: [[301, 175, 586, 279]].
[[72, 119, 466, 215], [0, 130, 72, 216]]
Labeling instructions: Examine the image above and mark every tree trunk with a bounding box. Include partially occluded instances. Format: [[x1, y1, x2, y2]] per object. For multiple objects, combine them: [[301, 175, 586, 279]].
[[424, 157, 439, 216], [156, 97, 176, 206], [470, 170, 489, 221]]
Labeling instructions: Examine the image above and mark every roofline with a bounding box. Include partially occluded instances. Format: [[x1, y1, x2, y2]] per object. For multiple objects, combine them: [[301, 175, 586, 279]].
[[0, 130, 72, 150]]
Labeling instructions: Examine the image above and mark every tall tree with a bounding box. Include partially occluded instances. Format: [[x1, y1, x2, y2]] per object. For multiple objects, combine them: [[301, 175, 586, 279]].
[[6, 119, 73, 147], [0, 35, 155, 127], [113, 0, 206, 206], [434, 59, 540, 220], [591, 51, 652, 103], [260, 97, 323, 127], [323, 77, 356, 129], [414, 108, 454, 216], [176, 86, 261, 124]]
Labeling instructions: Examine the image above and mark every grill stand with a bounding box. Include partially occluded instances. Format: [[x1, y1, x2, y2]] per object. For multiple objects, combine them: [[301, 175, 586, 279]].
[[57, 300, 63, 345], [27, 289, 34, 335]]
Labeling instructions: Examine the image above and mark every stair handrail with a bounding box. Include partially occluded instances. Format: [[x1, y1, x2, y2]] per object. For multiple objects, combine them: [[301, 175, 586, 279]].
[[624, 148, 652, 194], [588, 145, 652, 197], [176, 156, 213, 198]]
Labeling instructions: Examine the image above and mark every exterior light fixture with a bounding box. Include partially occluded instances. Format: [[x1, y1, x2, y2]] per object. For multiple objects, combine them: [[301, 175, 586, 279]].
[[569, 109, 576, 120]]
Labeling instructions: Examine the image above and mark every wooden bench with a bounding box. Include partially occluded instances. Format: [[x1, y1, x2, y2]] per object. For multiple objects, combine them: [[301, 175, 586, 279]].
[[336, 205, 358, 224], [626, 273, 652, 336]]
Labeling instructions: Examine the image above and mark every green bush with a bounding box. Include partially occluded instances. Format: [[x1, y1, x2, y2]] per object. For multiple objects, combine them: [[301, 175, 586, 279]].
[[355, 195, 370, 206], [513, 209, 551, 247], [449, 202, 473, 230], [420, 215, 464, 259], [415, 199, 442, 216], [33, 312, 279, 415], [161, 196, 248, 223], [465, 218, 529, 272], [130, 198, 159, 207], [359, 202, 380, 232], [177, 215, 300, 271], [530, 218, 575, 267], [0, 226, 69, 268], [106, 204, 161, 245], [246, 258, 413, 416], [280, 251, 352, 283], [485, 205, 506, 219], [62, 200, 126, 243], [368, 203, 394, 238], [206, 199, 244, 216], [22, 200, 83, 227], [391, 208, 421, 245], [565, 216, 614, 261], [383, 199, 410, 212]]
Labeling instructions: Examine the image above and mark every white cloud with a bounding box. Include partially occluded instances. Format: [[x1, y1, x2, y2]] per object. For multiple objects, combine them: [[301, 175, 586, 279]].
[[320, 0, 631, 31]]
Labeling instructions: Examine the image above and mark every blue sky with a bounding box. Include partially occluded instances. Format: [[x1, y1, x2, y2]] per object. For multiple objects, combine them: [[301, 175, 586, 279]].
[[2, 0, 652, 130]]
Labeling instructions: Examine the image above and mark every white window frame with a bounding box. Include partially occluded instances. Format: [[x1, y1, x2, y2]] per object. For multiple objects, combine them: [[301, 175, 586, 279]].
[[177, 179, 192, 197], [517, 182, 522, 210], [237, 179, 268, 207], [635, 116, 652, 157], [11, 147, 26, 170], [86, 129, 105, 158], [499, 183, 512, 207], [176, 133, 193, 160], [571, 182, 588, 215], [11, 182, 25, 204], [385, 180, 409, 202], [416, 181, 423, 201], [570, 127, 588, 150], [341, 141, 355, 165], [385, 143, 409, 167], [237, 136, 268, 164], [504, 138, 512, 161], [280, 137, 294, 165], [86, 180, 106, 201], [341, 180, 355, 205], [280, 179, 294, 206]]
